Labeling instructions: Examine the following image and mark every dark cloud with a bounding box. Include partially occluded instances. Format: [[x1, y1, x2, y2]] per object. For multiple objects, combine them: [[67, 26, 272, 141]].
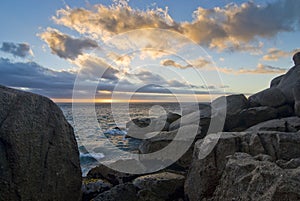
[[39, 28, 98, 59], [0, 42, 33, 58], [0, 58, 224, 99], [74, 54, 119, 81], [134, 70, 167, 85], [0, 58, 75, 98]]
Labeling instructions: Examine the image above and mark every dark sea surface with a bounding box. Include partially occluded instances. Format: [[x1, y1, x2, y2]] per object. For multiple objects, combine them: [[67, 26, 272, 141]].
[[58, 102, 187, 175]]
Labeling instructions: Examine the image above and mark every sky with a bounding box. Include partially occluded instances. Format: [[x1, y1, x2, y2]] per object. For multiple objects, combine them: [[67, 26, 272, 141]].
[[0, 0, 299, 102]]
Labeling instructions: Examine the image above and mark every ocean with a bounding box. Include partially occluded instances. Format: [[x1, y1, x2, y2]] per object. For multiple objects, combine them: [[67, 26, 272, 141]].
[[58, 102, 182, 175]]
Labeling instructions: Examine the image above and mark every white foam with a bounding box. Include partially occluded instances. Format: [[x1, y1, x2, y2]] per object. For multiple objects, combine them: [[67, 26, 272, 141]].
[[80, 152, 105, 160]]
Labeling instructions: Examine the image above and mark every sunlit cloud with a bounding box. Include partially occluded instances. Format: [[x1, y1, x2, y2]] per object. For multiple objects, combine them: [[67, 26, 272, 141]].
[[262, 48, 300, 61], [50, 0, 300, 52], [161, 59, 193, 69], [161, 58, 212, 69], [53, 4, 181, 40], [39, 28, 98, 59], [216, 63, 287, 75]]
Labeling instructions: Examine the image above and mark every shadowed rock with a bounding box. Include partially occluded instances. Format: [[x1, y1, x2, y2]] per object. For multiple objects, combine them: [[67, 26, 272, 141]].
[[0, 85, 81, 201], [248, 87, 287, 107], [185, 131, 300, 201], [211, 152, 300, 201]]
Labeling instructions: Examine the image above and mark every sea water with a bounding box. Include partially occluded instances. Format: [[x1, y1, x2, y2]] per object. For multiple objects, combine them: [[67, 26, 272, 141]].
[[59, 102, 182, 175]]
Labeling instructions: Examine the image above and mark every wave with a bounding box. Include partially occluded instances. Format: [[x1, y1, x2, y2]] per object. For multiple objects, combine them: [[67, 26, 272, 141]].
[[104, 127, 127, 135], [80, 152, 105, 164]]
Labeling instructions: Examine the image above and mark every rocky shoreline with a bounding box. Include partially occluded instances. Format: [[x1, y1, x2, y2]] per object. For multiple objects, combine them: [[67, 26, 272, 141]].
[[1, 53, 300, 201]]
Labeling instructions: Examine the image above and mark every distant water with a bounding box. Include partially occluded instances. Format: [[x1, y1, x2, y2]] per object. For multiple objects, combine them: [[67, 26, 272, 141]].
[[58, 102, 183, 175]]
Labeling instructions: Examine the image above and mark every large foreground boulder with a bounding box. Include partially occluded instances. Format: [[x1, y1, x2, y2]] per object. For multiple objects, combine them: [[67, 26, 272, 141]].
[[0, 85, 81, 201]]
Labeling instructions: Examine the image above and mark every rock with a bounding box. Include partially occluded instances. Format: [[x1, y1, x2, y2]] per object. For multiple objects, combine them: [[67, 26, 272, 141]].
[[0, 85, 81, 201], [138, 125, 200, 171], [259, 131, 300, 161], [82, 178, 112, 201], [211, 94, 248, 116], [87, 159, 143, 185], [210, 152, 300, 201], [185, 132, 253, 201], [128, 117, 152, 128], [133, 172, 185, 200], [248, 87, 287, 107], [293, 81, 300, 117], [169, 111, 200, 130], [162, 112, 181, 124], [270, 74, 285, 88], [276, 64, 300, 103], [169, 110, 211, 138], [181, 103, 211, 116], [136, 189, 165, 201], [224, 106, 278, 131], [293, 52, 300, 65], [184, 131, 300, 201], [126, 113, 180, 139], [275, 104, 294, 118], [246, 116, 300, 132], [276, 158, 300, 169], [92, 183, 138, 201]]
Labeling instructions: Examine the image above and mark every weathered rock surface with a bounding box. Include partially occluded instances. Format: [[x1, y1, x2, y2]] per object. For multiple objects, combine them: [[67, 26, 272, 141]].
[[0, 85, 81, 201], [133, 172, 185, 200], [136, 189, 165, 201], [92, 183, 138, 201], [293, 81, 300, 116], [138, 125, 200, 171], [246, 116, 300, 132], [270, 74, 285, 88], [169, 110, 211, 138], [270, 52, 300, 103], [185, 131, 300, 201], [211, 94, 248, 115], [87, 159, 144, 185], [182, 103, 211, 116], [224, 106, 278, 131], [210, 152, 300, 201], [248, 87, 287, 107], [82, 178, 112, 201]]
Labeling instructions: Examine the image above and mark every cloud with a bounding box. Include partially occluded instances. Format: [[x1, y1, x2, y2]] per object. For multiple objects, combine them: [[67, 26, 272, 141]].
[[262, 48, 300, 61], [161, 58, 211, 69], [216, 63, 287, 75], [53, 4, 181, 40], [39, 28, 98, 59], [132, 70, 195, 88], [50, 0, 300, 52], [0, 57, 124, 98], [73, 54, 119, 81], [0, 42, 33, 58], [0, 57, 226, 100], [161, 59, 192, 69], [134, 70, 167, 85], [0, 58, 76, 98]]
